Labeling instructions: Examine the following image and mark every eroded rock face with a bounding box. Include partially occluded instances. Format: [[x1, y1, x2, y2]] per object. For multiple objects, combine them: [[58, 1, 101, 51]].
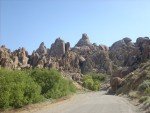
[[136, 37, 150, 62], [110, 38, 140, 67], [75, 33, 92, 48], [73, 35, 112, 74], [1, 34, 150, 86], [36, 42, 47, 55], [110, 37, 150, 69], [0, 46, 30, 69], [0, 45, 13, 69], [109, 37, 150, 92], [50, 38, 66, 57], [13, 47, 29, 65], [80, 50, 112, 74]]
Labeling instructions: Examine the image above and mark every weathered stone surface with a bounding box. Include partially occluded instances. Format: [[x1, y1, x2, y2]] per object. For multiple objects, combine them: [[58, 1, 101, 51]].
[[123, 37, 132, 44], [13, 47, 29, 66], [109, 37, 150, 92], [36, 42, 47, 55], [0, 45, 16, 69], [30, 51, 40, 67], [136, 37, 150, 62], [110, 77, 124, 92], [65, 42, 70, 53], [50, 38, 66, 57], [110, 38, 138, 67], [99, 44, 109, 51], [1, 34, 150, 85], [75, 33, 92, 48], [136, 37, 149, 46]]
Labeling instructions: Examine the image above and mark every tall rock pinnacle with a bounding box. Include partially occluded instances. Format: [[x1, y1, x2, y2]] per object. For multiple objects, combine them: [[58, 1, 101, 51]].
[[75, 33, 92, 47]]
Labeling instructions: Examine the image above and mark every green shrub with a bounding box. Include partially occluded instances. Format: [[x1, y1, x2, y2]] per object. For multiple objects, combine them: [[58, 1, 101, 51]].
[[138, 80, 150, 92], [0, 69, 43, 109], [90, 73, 106, 81], [83, 79, 94, 90], [139, 96, 149, 103], [92, 80, 100, 91], [82, 73, 106, 91], [145, 87, 150, 95], [29, 69, 76, 99]]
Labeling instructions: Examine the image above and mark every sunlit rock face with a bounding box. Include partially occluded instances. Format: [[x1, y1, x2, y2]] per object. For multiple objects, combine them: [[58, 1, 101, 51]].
[[75, 33, 92, 48], [1, 34, 150, 80], [49, 38, 66, 57]]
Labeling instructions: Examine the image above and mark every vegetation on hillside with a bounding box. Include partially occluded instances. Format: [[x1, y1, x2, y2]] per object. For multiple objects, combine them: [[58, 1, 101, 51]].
[[0, 68, 76, 110], [0, 69, 43, 109], [29, 69, 76, 99], [82, 73, 106, 91], [117, 60, 150, 108]]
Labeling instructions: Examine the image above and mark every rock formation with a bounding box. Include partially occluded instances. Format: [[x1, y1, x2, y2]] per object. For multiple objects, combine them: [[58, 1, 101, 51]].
[[75, 33, 92, 48], [109, 36, 150, 92], [49, 38, 66, 57], [1, 34, 150, 86], [36, 42, 47, 55]]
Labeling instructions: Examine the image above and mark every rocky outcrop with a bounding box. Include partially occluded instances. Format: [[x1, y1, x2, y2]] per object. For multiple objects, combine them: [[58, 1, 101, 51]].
[[110, 37, 150, 76], [36, 42, 47, 55], [0, 34, 112, 76], [13, 47, 29, 66], [136, 37, 150, 62], [73, 36, 112, 74], [75, 33, 92, 48], [0, 45, 13, 69], [0, 46, 30, 69], [110, 37, 137, 67], [49, 38, 66, 57], [1, 34, 150, 86], [109, 37, 150, 93]]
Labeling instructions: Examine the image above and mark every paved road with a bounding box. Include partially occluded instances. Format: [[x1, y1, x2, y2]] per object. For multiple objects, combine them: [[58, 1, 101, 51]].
[[31, 91, 142, 113]]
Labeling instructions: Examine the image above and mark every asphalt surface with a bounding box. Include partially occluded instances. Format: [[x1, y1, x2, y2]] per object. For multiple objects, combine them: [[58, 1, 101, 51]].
[[29, 91, 143, 113]]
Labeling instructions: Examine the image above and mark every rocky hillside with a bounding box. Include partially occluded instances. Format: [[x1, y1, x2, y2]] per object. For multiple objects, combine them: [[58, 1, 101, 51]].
[[109, 37, 150, 92], [0, 33, 112, 78], [0, 34, 150, 88]]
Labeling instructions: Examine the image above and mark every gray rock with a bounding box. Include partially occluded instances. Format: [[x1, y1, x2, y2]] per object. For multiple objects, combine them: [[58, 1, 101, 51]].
[[123, 37, 132, 44], [50, 38, 66, 57], [65, 42, 70, 53], [136, 37, 150, 46], [36, 42, 47, 55], [75, 33, 92, 47]]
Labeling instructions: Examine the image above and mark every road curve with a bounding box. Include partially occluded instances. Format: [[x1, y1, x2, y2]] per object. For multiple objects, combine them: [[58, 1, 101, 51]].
[[30, 91, 142, 113]]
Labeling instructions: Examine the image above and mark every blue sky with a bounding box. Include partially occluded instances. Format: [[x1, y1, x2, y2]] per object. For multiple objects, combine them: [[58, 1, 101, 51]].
[[1, 0, 150, 54]]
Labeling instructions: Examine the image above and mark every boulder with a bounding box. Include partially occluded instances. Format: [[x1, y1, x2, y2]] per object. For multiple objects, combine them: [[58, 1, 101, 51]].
[[112, 67, 130, 78], [136, 37, 150, 47], [110, 77, 124, 92]]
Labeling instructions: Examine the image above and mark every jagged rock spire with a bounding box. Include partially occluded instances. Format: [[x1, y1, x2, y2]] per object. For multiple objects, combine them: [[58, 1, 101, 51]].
[[75, 33, 92, 47], [36, 42, 47, 55]]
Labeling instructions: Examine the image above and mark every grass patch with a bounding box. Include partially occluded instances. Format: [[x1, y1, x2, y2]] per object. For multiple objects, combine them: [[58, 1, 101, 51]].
[[138, 80, 150, 94], [139, 96, 149, 103]]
